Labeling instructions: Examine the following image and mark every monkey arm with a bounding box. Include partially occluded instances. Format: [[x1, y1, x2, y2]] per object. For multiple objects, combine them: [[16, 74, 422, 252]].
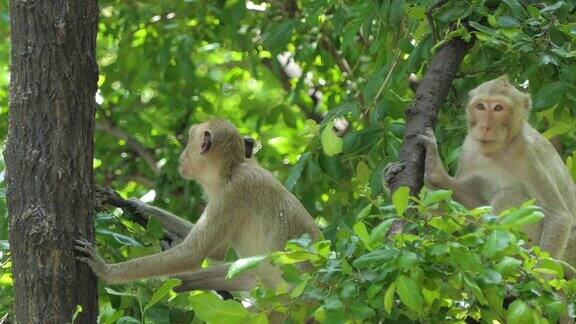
[[418, 128, 486, 209], [76, 195, 242, 284], [441, 176, 486, 209], [128, 198, 192, 238], [527, 178, 573, 260]]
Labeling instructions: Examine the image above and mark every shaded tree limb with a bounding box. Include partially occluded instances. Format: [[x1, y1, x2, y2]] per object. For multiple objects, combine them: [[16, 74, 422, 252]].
[[95, 186, 180, 247], [387, 37, 474, 196], [96, 119, 160, 175]]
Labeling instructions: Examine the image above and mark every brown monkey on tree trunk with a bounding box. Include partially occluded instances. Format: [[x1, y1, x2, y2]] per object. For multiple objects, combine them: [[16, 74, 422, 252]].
[[75, 119, 319, 292], [418, 75, 576, 267]]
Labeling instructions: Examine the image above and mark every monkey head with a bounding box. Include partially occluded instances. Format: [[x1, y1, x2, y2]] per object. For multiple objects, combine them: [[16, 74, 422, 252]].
[[466, 75, 532, 154], [178, 119, 252, 181]]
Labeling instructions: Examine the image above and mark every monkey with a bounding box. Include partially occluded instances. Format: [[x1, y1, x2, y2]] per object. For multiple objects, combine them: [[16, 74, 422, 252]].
[[75, 119, 319, 293], [417, 75, 576, 267]]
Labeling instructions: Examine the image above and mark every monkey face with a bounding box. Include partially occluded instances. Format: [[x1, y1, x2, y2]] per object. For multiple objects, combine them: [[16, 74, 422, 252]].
[[466, 75, 531, 154], [467, 96, 514, 145]]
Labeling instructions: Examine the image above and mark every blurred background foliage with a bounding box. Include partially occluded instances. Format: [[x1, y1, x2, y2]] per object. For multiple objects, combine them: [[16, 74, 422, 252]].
[[0, 0, 576, 322]]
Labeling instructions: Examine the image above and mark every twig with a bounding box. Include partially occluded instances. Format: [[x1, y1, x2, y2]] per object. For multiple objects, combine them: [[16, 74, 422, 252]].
[[426, 0, 450, 44]]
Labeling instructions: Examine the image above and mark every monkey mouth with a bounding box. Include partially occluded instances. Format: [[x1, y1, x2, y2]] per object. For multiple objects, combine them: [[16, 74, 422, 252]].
[[478, 139, 495, 144]]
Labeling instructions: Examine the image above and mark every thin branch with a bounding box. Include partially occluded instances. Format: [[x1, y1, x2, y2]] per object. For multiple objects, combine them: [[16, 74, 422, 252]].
[[319, 35, 368, 120], [95, 185, 181, 242], [426, 0, 450, 44], [96, 119, 160, 175], [261, 57, 323, 122], [319, 35, 352, 76]]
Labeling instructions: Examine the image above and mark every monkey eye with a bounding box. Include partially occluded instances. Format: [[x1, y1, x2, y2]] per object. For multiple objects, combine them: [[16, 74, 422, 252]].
[[493, 104, 503, 111], [477, 103, 486, 110]]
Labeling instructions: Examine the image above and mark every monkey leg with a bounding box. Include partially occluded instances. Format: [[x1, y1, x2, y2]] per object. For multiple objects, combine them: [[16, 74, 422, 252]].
[[173, 264, 259, 292], [173, 262, 283, 293], [540, 209, 572, 261]]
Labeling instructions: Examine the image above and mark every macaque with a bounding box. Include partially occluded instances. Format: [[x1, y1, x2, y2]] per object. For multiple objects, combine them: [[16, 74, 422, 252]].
[[75, 119, 319, 292], [418, 75, 576, 265]]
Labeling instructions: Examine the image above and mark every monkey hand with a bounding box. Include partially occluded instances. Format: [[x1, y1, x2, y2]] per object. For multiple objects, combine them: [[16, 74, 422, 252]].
[[417, 127, 449, 188], [382, 162, 406, 196], [74, 238, 113, 283]]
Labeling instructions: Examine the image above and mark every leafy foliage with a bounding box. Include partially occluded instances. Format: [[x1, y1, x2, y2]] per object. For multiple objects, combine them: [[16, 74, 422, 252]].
[[217, 189, 575, 323], [0, 0, 575, 322]]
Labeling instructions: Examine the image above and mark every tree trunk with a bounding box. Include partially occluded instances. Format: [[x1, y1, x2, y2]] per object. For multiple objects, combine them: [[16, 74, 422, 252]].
[[6, 1, 99, 323], [387, 37, 473, 196]]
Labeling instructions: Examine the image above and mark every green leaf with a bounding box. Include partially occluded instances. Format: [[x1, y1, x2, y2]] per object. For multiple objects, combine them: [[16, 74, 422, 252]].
[[96, 229, 143, 247], [353, 221, 373, 251], [499, 206, 544, 229], [227, 255, 267, 279], [533, 82, 566, 111], [189, 292, 251, 323], [105, 287, 134, 297], [463, 274, 487, 305], [284, 152, 310, 192], [369, 218, 396, 244], [384, 282, 396, 314], [495, 256, 523, 278], [497, 16, 519, 28], [342, 129, 381, 154], [146, 217, 164, 240], [502, 0, 528, 18], [507, 300, 535, 324], [144, 278, 181, 311], [468, 21, 497, 36], [262, 20, 298, 53], [451, 247, 484, 272], [422, 189, 452, 206], [321, 121, 343, 156], [387, 0, 404, 27], [396, 275, 423, 314], [392, 186, 410, 216], [116, 316, 141, 324], [540, 1, 566, 14], [484, 230, 514, 258]]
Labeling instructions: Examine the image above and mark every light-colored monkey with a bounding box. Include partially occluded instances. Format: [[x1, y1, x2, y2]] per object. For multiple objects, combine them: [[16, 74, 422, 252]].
[[75, 119, 319, 292], [418, 75, 576, 265]]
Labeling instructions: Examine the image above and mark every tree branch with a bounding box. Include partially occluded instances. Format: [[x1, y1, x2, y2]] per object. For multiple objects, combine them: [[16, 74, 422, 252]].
[[95, 185, 181, 243], [96, 119, 160, 175], [387, 37, 474, 196], [261, 57, 323, 123]]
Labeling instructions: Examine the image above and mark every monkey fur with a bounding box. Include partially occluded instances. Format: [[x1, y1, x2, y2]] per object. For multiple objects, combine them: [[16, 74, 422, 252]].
[[418, 75, 576, 267], [75, 119, 319, 292]]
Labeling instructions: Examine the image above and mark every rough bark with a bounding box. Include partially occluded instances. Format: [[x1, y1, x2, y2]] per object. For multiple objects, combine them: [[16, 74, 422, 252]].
[[6, 1, 99, 323], [387, 37, 473, 195]]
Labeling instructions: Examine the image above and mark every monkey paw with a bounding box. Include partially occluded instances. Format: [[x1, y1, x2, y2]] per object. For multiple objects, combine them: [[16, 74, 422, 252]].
[[382, 162, 406, 196], [383, 162, 405, 183], [416, 127, 437, 149], [74, 238, 111, 282]]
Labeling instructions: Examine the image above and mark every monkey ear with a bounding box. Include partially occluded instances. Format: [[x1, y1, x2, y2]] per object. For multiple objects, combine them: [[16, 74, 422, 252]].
[[243, 137, 255, 158], [200, 130, 212, 155]]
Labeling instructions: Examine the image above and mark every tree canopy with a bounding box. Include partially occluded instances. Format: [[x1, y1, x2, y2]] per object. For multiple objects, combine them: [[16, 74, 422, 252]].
[[1, 0, 576, 322]]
